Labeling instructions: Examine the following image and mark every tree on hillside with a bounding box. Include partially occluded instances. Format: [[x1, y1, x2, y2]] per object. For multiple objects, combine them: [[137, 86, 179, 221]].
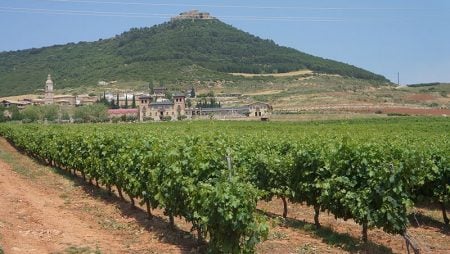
[[99, 91, 111, 108], [149, 81, 154, 94], [21, 106, 40, 122], [165, 91, 173, 100], [186, 98, 192, 108], [0, 106, 6, 122], [42, 105, 59, 121], [0, 18, 388, 97], [190, 87, 196, 98], [132, 95, 136, 108], [61, 111, 71, 121], [9, 106, 22, 121], [115, 94, 120, 109], [20, 105, 58, 122], [74, 104, 108, 123]]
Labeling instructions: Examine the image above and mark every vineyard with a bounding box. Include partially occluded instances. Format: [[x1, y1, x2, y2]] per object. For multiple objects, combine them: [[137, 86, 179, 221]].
[[0, 117, 448, 253]]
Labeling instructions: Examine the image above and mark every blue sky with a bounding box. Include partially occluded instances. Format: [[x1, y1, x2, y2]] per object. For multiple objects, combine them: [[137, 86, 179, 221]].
[[1, 0, 449, 84]]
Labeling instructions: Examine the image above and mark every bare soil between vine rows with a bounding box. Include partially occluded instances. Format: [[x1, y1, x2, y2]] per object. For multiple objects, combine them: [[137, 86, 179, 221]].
[[0, 137, 448, 253]]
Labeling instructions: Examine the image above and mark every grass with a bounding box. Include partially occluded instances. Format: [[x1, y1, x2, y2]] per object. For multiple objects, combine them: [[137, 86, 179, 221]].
[[59, 193, 72, 205], [63, 246, 101, 254], [98, 218, 129, 231], [0, 147, 40, 179], [296, 243, 317, 254], [268, 231, 289, 240]]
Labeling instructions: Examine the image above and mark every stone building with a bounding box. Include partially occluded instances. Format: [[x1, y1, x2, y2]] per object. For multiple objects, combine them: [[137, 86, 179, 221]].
[[38, 74, 97, 106], [138, 92, 186, 121], [44, 74, 54, 104], [248, 102, 273, 118], [186, 102, 272, 120], [0, 100, 31, 109], [54, 95, 76, 105], [138, 89, 272, 121], [170, 10, 214, 21]]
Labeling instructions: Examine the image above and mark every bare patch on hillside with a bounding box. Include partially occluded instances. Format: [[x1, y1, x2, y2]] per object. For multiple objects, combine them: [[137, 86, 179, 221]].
[[406, 93, 436, 101], [230, 70, 313, 77]]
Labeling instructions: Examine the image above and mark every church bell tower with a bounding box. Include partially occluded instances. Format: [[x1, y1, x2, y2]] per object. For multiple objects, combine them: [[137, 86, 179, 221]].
[[44, 74, 54, 105]]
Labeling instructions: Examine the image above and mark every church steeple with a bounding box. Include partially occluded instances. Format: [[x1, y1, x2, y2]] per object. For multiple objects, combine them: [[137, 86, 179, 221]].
[[45, 74, 54, 104]]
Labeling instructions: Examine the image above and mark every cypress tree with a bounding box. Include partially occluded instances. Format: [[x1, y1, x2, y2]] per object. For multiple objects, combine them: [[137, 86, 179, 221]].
[[132, 95, 136, 108]]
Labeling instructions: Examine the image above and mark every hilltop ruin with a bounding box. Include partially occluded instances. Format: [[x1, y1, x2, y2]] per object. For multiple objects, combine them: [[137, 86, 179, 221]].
[[171, 10, 215, 21]]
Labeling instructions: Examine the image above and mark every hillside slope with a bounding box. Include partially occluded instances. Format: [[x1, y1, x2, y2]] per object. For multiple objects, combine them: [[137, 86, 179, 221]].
[[0, 18, 388, 97]]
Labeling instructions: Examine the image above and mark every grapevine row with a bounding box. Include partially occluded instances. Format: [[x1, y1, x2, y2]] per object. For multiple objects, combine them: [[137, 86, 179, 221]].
[[0, 120, 448, 252]]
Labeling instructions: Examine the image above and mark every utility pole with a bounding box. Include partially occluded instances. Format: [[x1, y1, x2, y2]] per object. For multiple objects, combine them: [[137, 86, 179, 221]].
[[397, 72, 400, 86]]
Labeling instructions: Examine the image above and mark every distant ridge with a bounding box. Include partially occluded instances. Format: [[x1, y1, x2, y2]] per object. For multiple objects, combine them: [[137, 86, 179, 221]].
[[0, 12, 389, 97]]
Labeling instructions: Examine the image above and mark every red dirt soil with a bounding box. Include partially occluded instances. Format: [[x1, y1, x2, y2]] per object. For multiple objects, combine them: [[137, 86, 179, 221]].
[[405, 94, 436, 101], [355, 107, 450, 116], [376, 107, 450, 116], [0, 138, 197, 254]]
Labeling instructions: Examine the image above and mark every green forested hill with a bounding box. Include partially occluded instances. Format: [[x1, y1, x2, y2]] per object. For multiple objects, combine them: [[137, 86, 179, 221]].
[[0, 18, 388, 97]]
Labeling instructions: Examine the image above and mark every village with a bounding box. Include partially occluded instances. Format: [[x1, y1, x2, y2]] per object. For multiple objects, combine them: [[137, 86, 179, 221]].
[[0, 74, 272, 122]]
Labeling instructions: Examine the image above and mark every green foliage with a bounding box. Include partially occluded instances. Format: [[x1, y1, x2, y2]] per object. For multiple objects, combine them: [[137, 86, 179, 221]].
[[196, 97, 221, 108], [0, 19, 387, 97], [99, 92, 112, 108], [0, 107, 6, 122], [20, 105, 59, 122], [115, 94, 120, 109], [186, 98, 192, 108], [200, 178, 269, 253], [289, 140, 328, 225], [131, 95, 136, 108], [160, 116, 172, 121], [0, 105, 21, 121], [0, 117, 447, 250], [73, 104, 108, 123]]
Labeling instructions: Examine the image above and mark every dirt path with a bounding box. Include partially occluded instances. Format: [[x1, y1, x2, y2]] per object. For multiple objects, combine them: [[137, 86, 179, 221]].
[[0, 159, 117, 253], [0, 138, 196, 254]]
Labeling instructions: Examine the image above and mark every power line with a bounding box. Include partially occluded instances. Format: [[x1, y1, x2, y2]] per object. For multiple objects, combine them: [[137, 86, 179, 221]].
[[0, 6, 343, 21], [32, 0, 428, 11], [0, 6, 173, 18]]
